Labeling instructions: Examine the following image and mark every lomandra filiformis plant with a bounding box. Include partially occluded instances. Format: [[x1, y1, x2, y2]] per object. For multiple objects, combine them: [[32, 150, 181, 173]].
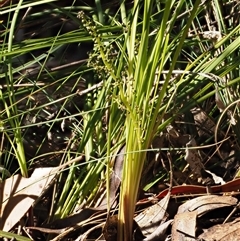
[[115, 1, 203, 240], [79, 0, 203, 240]]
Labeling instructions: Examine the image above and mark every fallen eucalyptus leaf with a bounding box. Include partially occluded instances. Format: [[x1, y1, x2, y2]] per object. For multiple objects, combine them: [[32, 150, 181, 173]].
[[177, 195, 237, 216], [156, 178, 240, 199], [135, 192, 170, 236], [98, 145, 125, 209], [185, 138, 204, 177], [191, 107, 216, 137], [0, 167, 57, 231], [143, 219, 173, 241], [172, 211, 197, 241]]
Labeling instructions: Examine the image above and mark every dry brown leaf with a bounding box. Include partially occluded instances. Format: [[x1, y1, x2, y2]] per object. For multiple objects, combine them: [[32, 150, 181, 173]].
[[0, 167, 58, 231], [185, 138, 224, 184], [191, 107, 216, 137], [97, 145, 125, 209], [198, 217, 240, 241], [172, 211, 198, 241], [177, 195, 237, 216], [135, 192, 170, 236], [171, 195, 238, 241], [185, 138, 204, 177], [143, 219, 173, 241]]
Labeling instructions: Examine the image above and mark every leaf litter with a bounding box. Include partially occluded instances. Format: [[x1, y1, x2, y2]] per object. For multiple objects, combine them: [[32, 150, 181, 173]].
[[3, 122, 240, 241], [2, 103, 240, 241]]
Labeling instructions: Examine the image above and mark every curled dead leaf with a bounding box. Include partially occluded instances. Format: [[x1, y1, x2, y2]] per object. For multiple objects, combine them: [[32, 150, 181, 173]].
[[135, 192, 170, 236], [177, 195, 237, 216]]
